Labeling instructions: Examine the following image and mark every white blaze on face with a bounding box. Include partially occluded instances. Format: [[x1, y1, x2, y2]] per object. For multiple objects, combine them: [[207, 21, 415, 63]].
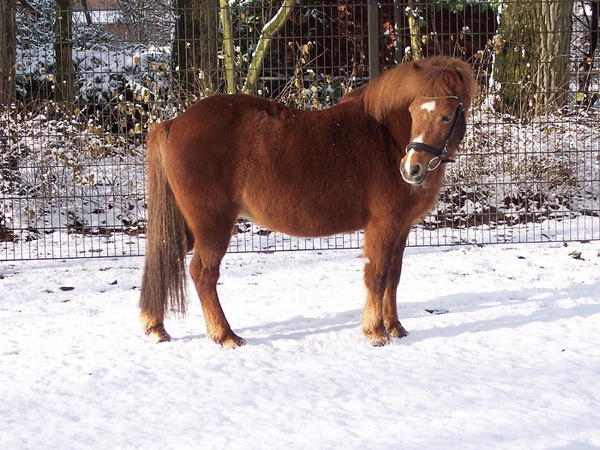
[[421, 100, 437, 113], [402, 145, 420, 175], [403, 99, 437, 172], [410, 100, 437, 145]]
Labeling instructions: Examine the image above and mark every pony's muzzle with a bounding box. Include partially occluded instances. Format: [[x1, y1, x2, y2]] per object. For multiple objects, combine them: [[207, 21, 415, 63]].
[[400, 152, 428, 185], [400, 162, 427, 185]]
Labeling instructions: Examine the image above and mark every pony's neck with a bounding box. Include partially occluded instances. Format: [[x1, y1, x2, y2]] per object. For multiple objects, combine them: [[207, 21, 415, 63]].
[[384, 111, 412, 161]]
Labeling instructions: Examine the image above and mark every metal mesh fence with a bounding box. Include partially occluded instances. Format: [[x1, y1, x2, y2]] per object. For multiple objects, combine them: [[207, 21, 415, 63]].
[[1, 0, 598, 261]]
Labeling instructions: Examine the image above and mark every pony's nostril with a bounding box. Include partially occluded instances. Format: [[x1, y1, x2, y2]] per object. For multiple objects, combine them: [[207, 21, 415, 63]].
[[411, 164, 422, 177]]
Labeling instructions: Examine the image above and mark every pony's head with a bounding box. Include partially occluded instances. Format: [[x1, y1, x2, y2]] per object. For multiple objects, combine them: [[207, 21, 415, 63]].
[[400, 94, 467, 185], [361, 57, 478, 186]]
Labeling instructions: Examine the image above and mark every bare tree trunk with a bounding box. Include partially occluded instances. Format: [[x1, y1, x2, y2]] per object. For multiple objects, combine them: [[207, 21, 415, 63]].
[[533, 0, 572, 115], [242, 0, 295, 94], [405, 0, 422, 60], [494, 0, 573, 118], [172, 0, 220, 98], [219, 0, 236, 94], [577, 0, 599, 106], [0, 0, 17, 108], [53, 0, 75, 107]]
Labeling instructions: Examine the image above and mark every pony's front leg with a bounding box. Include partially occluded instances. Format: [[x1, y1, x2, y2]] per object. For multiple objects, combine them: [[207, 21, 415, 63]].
[[383, 233, 408, 338], [382, 236, 409, 339], [189, 252, 246, 349], [361, 229, 396, 346], [362, 261, 389, 346]]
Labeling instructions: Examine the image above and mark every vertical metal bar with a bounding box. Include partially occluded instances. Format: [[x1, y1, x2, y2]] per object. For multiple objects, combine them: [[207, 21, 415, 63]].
[[368, 0, 379, 79], [394, 0, 402, 64]]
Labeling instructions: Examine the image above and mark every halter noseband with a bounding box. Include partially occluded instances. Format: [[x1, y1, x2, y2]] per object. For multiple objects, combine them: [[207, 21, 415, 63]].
[[405, 97, 466, 172]]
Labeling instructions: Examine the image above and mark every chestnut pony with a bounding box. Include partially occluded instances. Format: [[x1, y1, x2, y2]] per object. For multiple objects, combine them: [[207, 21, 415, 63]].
[[140, 56, 477, 348]]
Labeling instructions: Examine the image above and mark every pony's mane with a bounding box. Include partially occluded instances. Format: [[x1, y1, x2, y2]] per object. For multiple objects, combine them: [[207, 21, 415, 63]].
[[359, 57, 478, 123]]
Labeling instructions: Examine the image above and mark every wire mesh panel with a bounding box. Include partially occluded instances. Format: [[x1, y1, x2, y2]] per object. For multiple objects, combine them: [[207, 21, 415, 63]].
[[1, 0, 598, 261], [408, 0, 600, 246]]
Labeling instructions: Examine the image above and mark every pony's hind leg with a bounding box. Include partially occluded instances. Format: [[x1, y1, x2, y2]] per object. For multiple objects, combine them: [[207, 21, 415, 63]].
[[139, 228, 194, 344], [189, 232, 245, 349], [141, 313, 172, 343]]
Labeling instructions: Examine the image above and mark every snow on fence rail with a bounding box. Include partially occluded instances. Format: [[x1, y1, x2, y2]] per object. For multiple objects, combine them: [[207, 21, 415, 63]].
[[1, 1, 599, 261]]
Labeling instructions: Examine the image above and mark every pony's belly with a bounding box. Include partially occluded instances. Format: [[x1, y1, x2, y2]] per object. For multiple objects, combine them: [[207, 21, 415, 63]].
[[236, 207, 262, 228], [238, 197, 363, 238]]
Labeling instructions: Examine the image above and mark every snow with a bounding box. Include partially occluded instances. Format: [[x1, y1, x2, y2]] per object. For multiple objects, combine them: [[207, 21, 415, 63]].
[[1, 232, 599, 449], [3, 6, 599, 445]]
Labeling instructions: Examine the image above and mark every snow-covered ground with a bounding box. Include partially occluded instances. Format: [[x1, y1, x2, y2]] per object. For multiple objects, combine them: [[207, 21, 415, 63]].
[[1, 231, 599, 449]]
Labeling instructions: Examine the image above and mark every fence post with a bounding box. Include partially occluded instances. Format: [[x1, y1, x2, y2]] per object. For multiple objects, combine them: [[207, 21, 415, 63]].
[[368, 0, 379, 79]]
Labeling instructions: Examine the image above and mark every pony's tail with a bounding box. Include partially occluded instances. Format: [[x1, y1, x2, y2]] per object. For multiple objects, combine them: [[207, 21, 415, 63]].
[[139, 121, 189, 329]]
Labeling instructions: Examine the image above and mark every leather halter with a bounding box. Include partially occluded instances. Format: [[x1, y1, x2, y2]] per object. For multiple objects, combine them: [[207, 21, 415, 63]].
[[405, 97, 466, 172]]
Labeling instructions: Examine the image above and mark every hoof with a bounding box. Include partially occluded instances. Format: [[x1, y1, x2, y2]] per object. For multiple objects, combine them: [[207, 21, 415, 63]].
[[220, 335, 246, 349], [371, 338, 390, 347], [213, 331, 246, 349], [363, 327, 391, 347], [146, 324, 171, 343], [387, 323, 408, 339]]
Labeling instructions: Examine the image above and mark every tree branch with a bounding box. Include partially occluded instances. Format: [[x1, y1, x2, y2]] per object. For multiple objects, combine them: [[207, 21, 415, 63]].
[[242, 0, 295, 94], [220, 0, 236, 94], [18, 0, 38, 19]]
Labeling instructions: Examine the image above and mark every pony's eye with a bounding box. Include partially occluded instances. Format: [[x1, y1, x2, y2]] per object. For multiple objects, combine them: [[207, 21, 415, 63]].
[[442, 115, 452, 123]]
